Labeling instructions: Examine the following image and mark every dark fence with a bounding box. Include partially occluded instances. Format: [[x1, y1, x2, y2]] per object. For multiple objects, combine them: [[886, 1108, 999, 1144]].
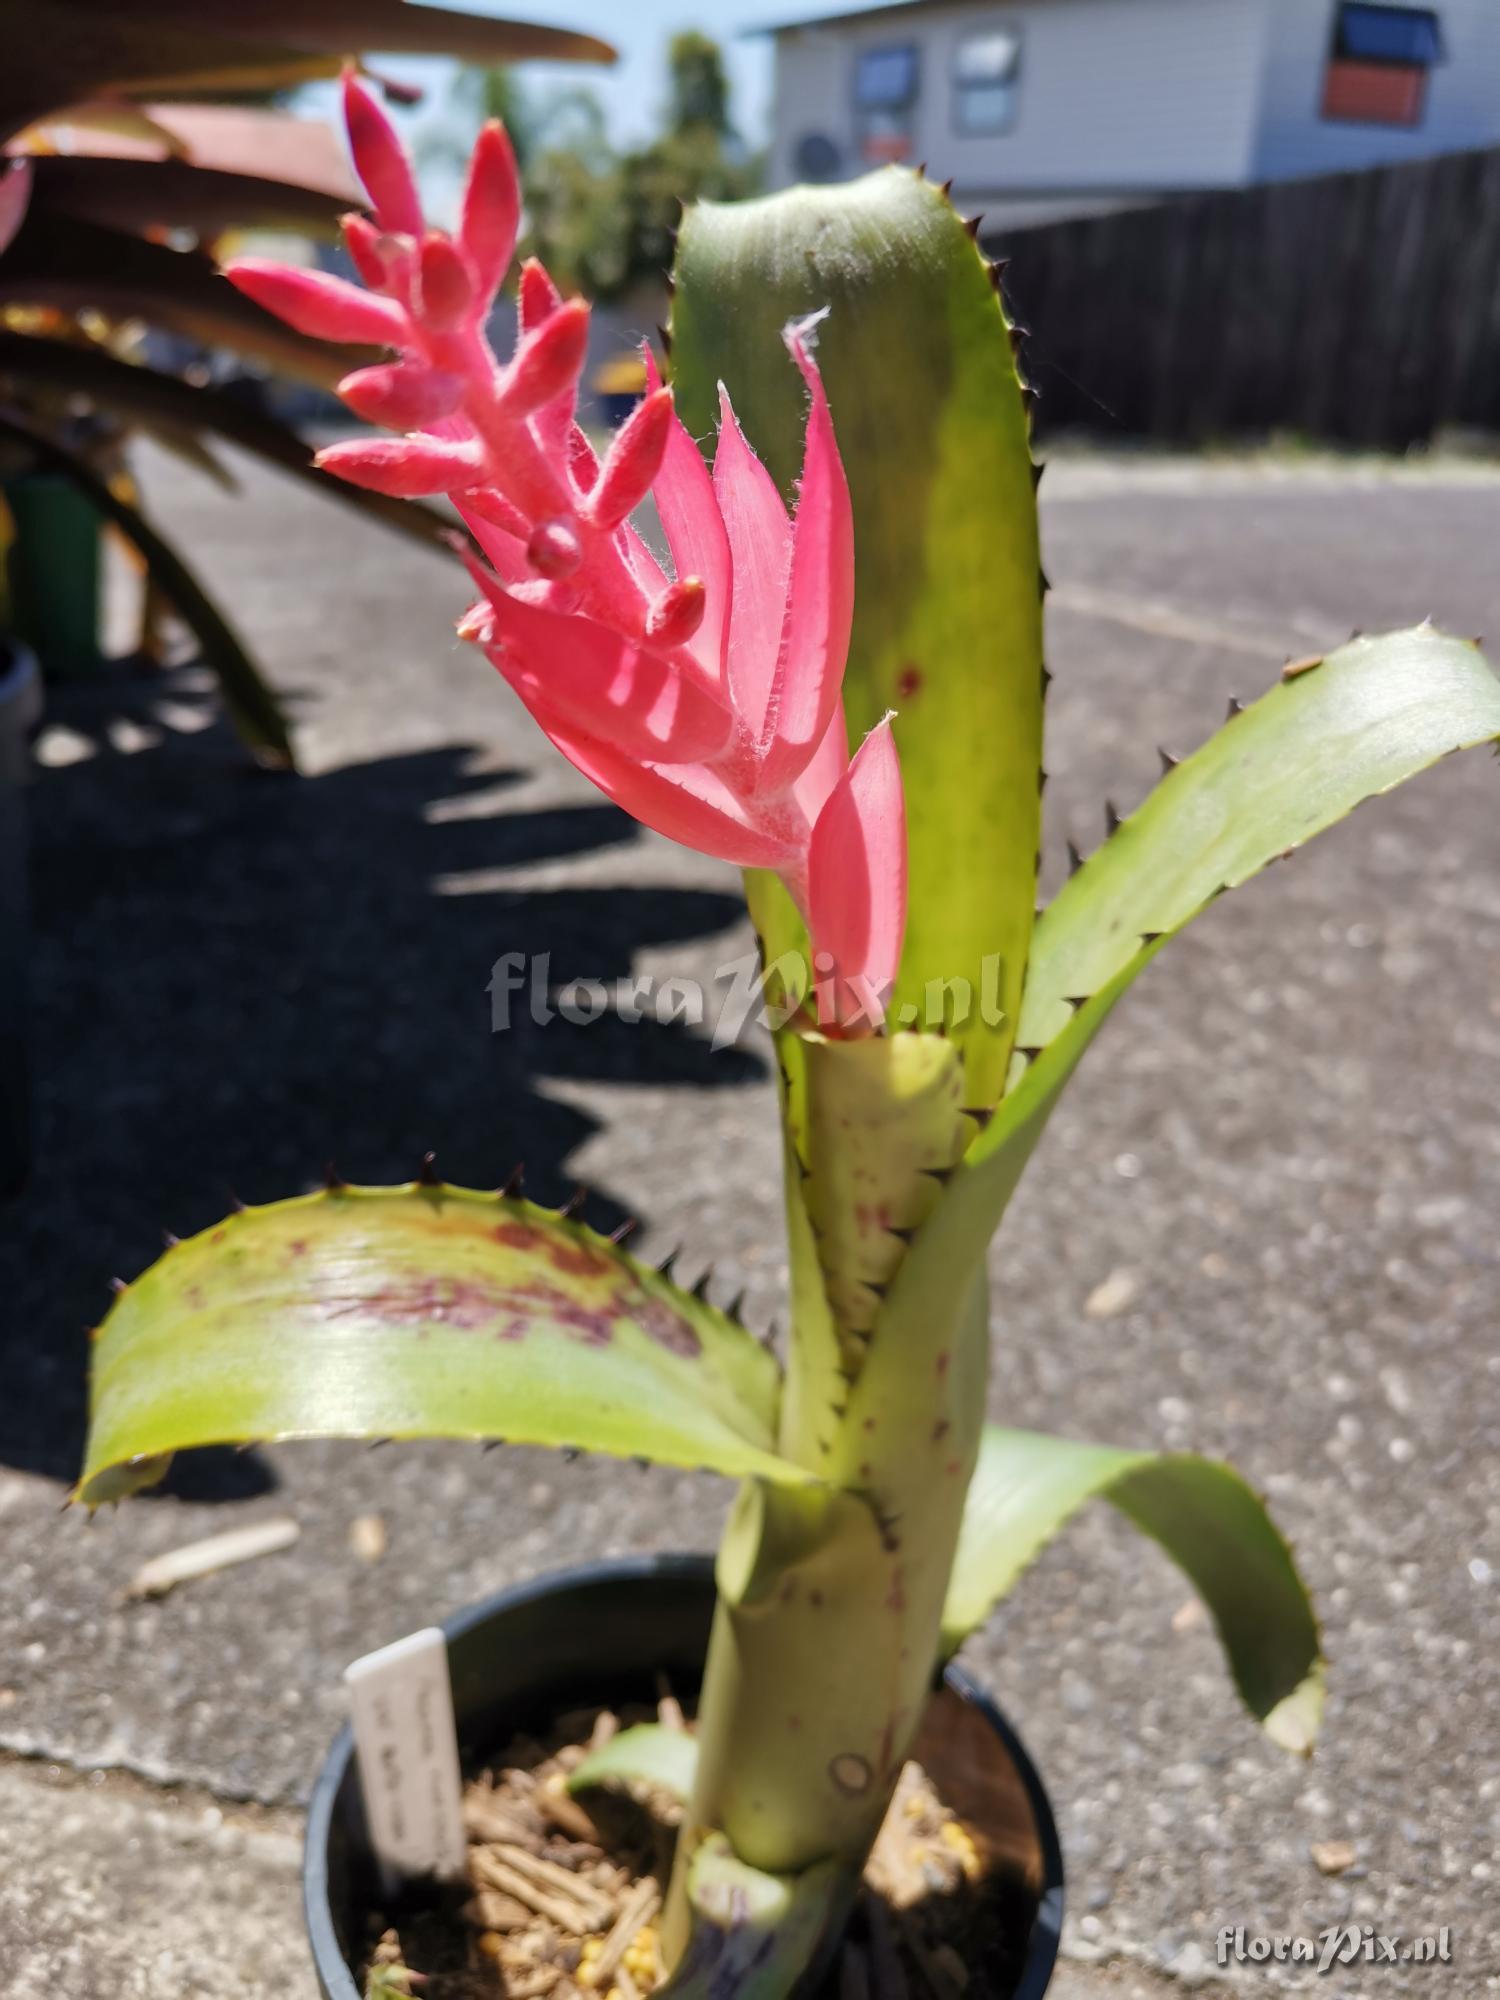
[[994, 145, 1500, 449]]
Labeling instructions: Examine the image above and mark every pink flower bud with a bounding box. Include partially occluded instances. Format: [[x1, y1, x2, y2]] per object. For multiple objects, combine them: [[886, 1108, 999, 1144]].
[[585, 389, 673, 531], [527, 518, 584, 580], [518, 258, 562, 332], [336, 360, 463, 429], [645, 577, 706, 647], [462, 488, 532, 539], [500, 298, 590, 417], [342, 70, 424, 238], [459, 122, 520, 306], [417, 232, 474, 331], [340, 214, 390, 291], [225, 259, 406, 347], [315, 435, 487, 498]]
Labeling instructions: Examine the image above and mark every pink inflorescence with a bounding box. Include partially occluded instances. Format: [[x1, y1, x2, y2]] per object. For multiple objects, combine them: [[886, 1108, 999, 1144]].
[[226, 74, 907, 1031]]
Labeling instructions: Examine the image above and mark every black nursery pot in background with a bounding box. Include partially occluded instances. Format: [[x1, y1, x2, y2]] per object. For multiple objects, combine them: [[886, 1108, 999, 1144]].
[[305, 1556, 1064, 1999]]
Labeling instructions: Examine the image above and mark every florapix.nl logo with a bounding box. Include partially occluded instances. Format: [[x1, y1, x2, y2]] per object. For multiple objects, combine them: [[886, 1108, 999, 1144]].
[[487, 947, 1013, 1045], [1217, 1925, 1453, 1973]]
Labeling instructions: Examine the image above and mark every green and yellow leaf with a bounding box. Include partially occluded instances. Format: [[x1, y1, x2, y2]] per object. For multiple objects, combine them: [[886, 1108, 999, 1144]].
[[569, 1723, 699, 1807], [917, 625, 1500, 1289], [670, 169, 1043, 1105], [944, 1426, 1324, 1755], [78, 1180, 813, 1507], [662, 1837, 843, 1999]]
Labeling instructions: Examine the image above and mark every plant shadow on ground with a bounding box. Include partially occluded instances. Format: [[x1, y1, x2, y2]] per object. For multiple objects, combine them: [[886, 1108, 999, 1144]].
[[0, 665, 761, 1495]]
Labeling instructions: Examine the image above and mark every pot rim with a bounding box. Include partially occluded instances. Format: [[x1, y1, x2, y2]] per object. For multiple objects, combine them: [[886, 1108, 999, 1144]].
[[305, 1553, 1063, 2000]]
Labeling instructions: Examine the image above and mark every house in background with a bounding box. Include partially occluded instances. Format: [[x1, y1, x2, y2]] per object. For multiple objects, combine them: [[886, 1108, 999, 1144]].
[[759, 0, 1500, 227]]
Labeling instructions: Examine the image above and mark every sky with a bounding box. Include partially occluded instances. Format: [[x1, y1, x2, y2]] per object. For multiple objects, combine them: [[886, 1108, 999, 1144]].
[[307, 0, 877, 163], [499, 0, 785, 146]]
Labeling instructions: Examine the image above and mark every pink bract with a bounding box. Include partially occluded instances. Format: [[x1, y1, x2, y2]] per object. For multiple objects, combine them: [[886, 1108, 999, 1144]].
[[225, 74, 908, 1030]]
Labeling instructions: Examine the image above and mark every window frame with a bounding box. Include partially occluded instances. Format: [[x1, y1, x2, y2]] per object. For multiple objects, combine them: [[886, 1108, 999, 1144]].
[[852, 40, 922, 165], [852, 42, 921, 114], [951, 23, 1024, 139], [1332, 2, 1444, 67], [1321, 1, 1443, 130]]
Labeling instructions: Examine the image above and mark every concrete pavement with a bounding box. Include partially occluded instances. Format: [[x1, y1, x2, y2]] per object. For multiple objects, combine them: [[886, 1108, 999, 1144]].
[[3, 448, 1497, 1995]]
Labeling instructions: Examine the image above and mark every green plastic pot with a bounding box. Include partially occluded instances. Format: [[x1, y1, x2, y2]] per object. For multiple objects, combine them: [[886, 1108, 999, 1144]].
[[3, 470, 103, 681]]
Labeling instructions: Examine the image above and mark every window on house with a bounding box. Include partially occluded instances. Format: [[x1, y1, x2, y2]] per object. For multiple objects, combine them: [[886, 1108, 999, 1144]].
[[855, 44, 919, 111], [1322, 3, 1444, 127], [954, 28, 1023, 136], [854, 44, 919, 163]]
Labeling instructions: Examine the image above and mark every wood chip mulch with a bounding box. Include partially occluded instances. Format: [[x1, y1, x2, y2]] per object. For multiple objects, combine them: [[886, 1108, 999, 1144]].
[[358, 1692, 1030, 2000]]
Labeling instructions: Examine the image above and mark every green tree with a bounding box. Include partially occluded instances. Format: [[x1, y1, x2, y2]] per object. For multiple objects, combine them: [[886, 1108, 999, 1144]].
[[666, 30, 732, 137], [524, 35, 762, 303], [424, 65, 610, 179]]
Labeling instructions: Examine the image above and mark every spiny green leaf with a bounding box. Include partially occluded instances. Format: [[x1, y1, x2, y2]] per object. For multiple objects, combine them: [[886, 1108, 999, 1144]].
[[78, 1180, 814, 1507], [775, 1028, 976, 1470], [768, 1030, 845, 1472], [944, 1426, 1324, 1755], [1015, 626, 1500, 1070], [917, 625, 1500, 1289], [788, 1030, 967, 1358], [670, 169, 1042, 1105], [568, 1723, 699, 1807]]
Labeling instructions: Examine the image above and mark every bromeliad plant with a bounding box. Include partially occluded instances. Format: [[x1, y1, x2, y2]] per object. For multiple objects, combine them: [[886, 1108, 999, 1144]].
[[78, 82, 1500, 1994]]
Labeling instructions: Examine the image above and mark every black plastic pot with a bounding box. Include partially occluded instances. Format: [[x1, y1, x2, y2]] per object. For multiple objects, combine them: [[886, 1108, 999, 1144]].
[[306, 1556, 1063, 1998], [0, 637, 40, 1198]]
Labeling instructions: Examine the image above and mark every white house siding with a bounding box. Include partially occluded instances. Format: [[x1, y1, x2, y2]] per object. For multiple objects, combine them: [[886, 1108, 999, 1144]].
[[1251, 0, 1500, 180], [768, 0, 1273, 207], [770, 28, 849, 188]]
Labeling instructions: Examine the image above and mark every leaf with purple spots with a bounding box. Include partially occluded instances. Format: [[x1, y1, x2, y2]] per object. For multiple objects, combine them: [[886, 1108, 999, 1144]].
[[78, 1179, 812, 1505]]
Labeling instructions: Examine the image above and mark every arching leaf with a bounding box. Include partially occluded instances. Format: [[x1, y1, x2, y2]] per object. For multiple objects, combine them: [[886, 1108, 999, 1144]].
[[911, 626, 1500, 1297], [79, 1180, 809, 1507], [944, 1426, 1324, 1755], [0, 210, 368, 388], [0, 333, 450, 552], [0, 0, 615, 143]]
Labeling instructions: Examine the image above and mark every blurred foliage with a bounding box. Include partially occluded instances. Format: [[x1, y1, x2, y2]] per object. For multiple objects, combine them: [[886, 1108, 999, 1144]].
[[0, 2, 609, 760], [439, 35, 763, 305]]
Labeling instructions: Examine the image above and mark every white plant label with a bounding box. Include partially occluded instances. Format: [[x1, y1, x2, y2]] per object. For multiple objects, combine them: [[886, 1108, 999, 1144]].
[[344, 1627, 467, 1891]]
